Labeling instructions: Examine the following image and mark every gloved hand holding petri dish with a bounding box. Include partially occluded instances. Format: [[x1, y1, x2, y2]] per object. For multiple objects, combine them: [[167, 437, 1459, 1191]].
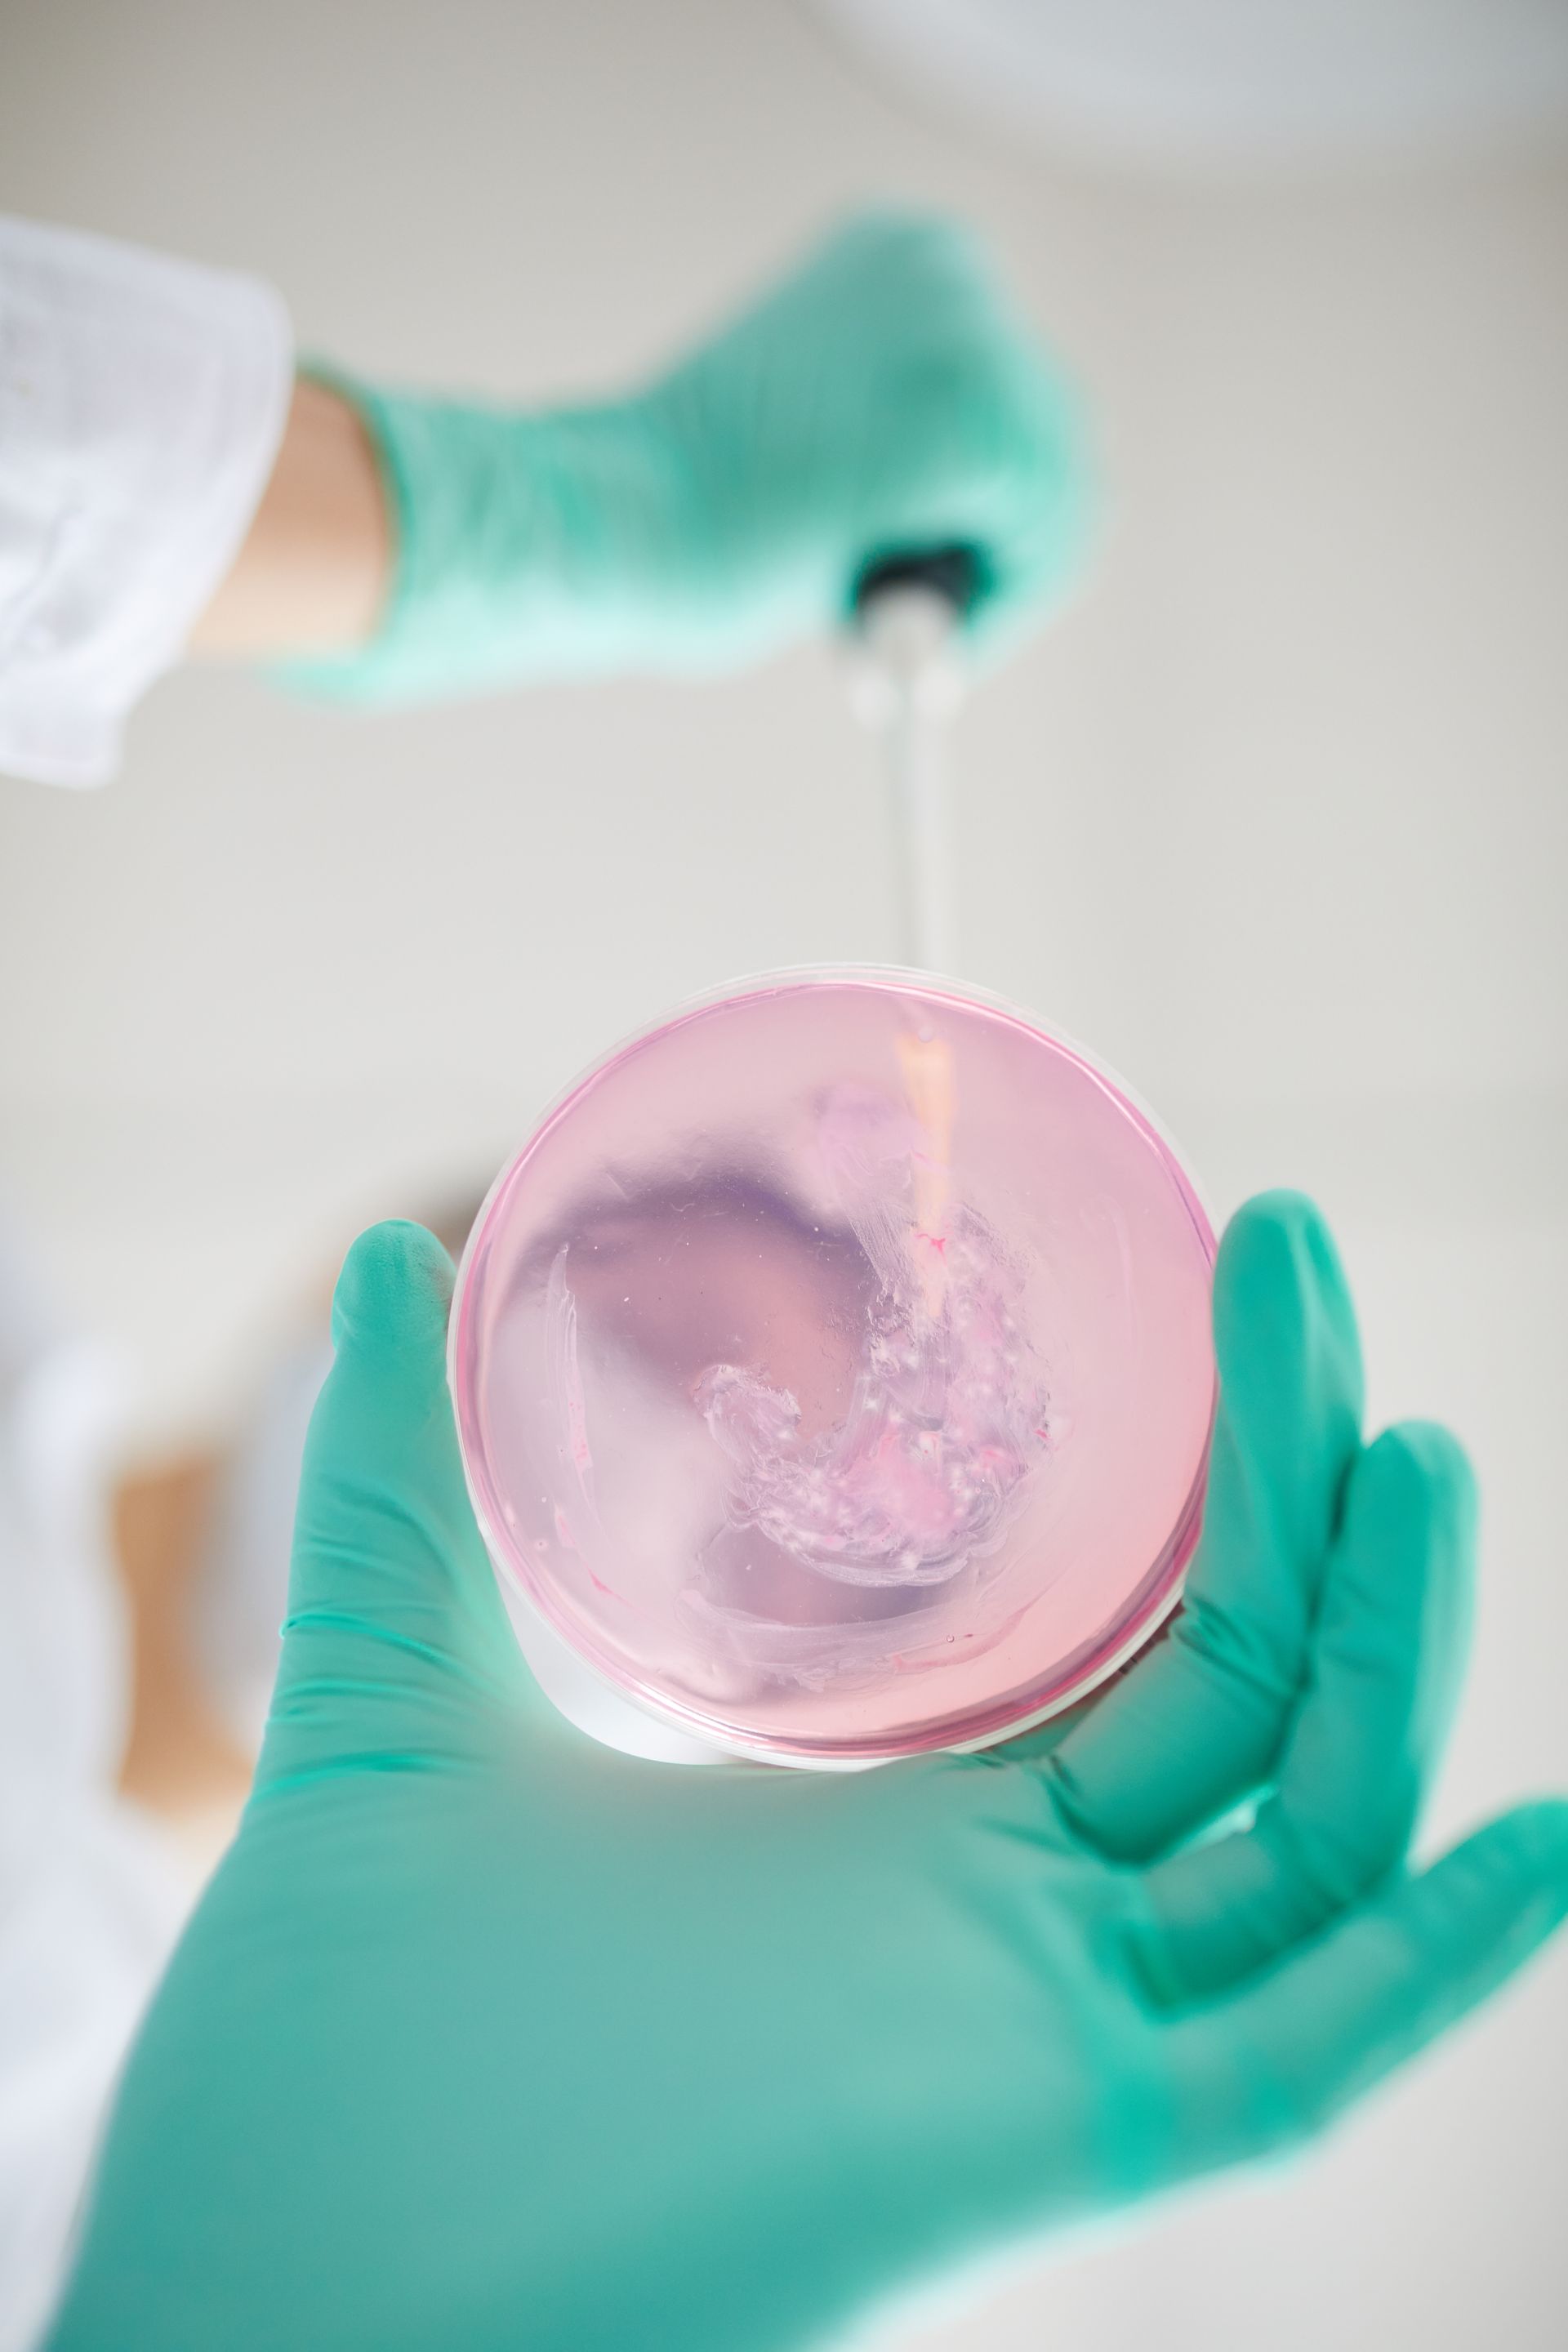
[[451, 969, 1215, 1767]]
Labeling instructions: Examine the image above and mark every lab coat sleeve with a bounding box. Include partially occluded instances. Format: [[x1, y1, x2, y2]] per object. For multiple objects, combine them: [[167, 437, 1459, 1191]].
[[0, 216, 293, 788], [0, 1218, 190, 2352]]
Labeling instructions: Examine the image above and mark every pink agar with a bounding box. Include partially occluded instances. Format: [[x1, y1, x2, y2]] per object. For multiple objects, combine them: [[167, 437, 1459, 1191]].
[[452, 972, 1216, 1762]]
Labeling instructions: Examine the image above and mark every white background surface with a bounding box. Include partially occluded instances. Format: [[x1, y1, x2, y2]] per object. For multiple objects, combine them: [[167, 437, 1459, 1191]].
[[2, 2, 1565, 2343]]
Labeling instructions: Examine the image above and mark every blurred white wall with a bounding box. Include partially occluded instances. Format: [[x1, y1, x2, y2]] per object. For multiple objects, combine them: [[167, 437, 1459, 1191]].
[[2, 2, 1565, 2344]]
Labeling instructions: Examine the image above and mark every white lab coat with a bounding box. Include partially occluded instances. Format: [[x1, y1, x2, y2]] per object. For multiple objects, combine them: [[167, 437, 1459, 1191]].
[[0, 216, 294, 2345], [0, 214, 292, 788]]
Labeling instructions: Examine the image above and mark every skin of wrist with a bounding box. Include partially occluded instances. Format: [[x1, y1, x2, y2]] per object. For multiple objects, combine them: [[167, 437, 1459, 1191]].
[[189, 373, 392, 657]]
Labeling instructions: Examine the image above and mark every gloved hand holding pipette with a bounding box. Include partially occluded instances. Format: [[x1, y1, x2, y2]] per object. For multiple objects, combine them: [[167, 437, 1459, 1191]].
[[2, 210, 1088, 786], [45, 1196, 1568, 2352], [2, 206, 1089, 788], [276, 212, 1089, 696]]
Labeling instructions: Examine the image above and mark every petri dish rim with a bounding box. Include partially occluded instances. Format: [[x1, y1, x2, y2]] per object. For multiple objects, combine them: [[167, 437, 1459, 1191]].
[[450, 963, 1218, 1765]]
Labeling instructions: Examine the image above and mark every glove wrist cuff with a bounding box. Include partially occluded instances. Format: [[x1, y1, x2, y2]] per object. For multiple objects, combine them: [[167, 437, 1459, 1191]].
[[278, 376, 679, 702]]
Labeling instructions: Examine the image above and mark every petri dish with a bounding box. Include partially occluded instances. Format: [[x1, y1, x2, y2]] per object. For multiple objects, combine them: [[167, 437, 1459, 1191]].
[[451, 968, 1216, 1768]]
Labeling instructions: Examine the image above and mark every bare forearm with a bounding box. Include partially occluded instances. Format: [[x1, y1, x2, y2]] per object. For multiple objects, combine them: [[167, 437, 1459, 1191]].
[[189, 375, 390, 656]]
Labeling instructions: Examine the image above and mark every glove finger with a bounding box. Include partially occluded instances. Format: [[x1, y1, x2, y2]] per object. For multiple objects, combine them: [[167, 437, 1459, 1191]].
[[865, 224, 1091, 640], [259, 1223, 541, 1792], [761, 211, 1091, 639], [1167, 1802, 1568, 2170], [1015, 1192, 1364, 1859], [1130, 1422, 1475, 2003]]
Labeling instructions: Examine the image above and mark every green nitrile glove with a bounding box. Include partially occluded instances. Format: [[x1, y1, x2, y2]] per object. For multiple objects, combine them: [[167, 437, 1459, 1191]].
[[287, 212, 1090, 699], [47, 1194, 1568, 2352]]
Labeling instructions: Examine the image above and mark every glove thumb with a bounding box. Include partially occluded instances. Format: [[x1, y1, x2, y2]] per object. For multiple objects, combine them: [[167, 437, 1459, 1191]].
[[256, 1222, 531, 1793]]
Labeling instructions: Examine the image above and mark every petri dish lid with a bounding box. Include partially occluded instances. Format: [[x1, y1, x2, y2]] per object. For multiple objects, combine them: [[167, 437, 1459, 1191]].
[[452, 968, 1215, 1765]]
